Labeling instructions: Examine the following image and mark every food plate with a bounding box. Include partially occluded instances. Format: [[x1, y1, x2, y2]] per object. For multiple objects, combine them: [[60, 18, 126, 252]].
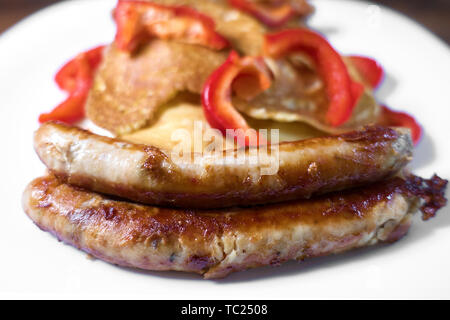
[[1, 0, 449, 299]]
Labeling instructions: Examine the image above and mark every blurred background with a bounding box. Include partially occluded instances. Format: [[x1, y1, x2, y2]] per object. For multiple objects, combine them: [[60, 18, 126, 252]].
[[0, 0, 449, 43]]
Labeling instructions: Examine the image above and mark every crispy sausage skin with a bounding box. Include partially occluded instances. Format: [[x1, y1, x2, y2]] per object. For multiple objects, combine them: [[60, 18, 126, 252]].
[[34, 122, 412, 208], [23, 175, 424, 279]]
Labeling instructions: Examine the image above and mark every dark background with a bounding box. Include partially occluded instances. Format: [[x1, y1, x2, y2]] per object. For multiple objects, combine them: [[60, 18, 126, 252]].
[[0, 0, 449, 44]]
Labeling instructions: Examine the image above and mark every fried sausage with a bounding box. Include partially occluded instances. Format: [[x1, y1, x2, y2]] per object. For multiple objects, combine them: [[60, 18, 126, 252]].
[[34, 122, 412, 208], [23, 174, 445, 279]]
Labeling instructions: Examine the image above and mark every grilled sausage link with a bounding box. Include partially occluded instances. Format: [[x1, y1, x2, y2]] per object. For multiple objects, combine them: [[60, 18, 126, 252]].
[[34, 122, 413, 208], [23, 174, 432, 279]]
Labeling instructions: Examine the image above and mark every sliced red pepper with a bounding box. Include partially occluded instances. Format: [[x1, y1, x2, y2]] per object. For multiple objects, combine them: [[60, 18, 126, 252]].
[[264, 28, 354, 127], [202, 51, 272, 146], [229, 0, 312, 28], [348, 58, 420, 145], [349, 55, 384, 89], [38, 87, 88, 124], [39, 46, 104, 124], [114, 0, 229, 53], [379, 105, 422, 145], [55, 45, 105, 94]]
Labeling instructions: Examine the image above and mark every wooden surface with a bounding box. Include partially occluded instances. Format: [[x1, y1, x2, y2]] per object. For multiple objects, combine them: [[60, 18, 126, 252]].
[[0, 0, 449, 44]]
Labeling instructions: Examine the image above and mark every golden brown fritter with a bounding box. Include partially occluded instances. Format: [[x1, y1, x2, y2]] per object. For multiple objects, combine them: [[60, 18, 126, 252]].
[[86, 0, 266, 134], [86, 0, 378, 136], [234, 57, 380, 134], [149, 0, 267, 55], [86, 42, 227, 134]]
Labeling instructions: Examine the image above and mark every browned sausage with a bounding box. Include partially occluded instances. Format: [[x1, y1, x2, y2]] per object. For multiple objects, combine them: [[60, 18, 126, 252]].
[[34, 122, 412, 208], [23, 174, 445, 279]]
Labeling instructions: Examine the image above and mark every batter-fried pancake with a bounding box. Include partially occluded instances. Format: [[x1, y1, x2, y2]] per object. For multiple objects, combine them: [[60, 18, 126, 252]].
[[86, 42, 227, 134], [34, 122, 412, 208], [234, 57, 380, 134], [87, 0, 378, 136], [23, 174, 446, 279], [86, 0, 266, 134], [152, 0, 267, 55], [87, 39, 378, 137]]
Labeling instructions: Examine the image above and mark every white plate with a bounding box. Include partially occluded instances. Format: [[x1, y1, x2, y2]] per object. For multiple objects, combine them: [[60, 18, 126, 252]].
[[1, 0, 449, 299]]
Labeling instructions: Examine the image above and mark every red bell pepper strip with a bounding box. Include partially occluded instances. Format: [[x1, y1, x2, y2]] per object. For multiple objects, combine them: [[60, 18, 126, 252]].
[[38, 86, 88, 124], [228, 0, 312, 28], [347, 57, 419, 144], [39, 46, 104, 124], [54, 45, 105, 94], [264, 28, 354, 127], [114, 0, 229, 53], [202, 51, 273, 146], [379, 105, 422, 145], [348, 55, 384, 89]]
